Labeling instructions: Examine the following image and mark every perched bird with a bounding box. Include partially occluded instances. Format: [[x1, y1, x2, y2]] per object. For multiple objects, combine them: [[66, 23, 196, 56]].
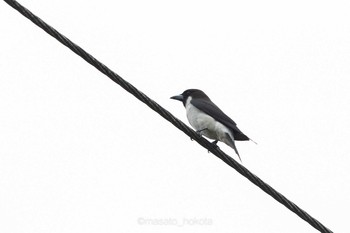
[[171, 89, 254, 162]]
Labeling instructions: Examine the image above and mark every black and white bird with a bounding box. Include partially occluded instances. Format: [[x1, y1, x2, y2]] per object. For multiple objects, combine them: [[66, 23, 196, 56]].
[[171, 89, 255, 162]]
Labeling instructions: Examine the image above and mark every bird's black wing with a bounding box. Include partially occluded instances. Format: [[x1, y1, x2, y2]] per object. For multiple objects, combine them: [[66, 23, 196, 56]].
[[191, 98, 250, 141]]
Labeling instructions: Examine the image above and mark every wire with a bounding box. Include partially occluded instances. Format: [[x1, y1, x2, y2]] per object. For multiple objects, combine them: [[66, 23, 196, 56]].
[[3, 0, 333, 232]]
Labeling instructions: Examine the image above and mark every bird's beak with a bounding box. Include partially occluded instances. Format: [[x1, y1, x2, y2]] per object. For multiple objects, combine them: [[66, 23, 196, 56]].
[[170, 94, 184, 101]]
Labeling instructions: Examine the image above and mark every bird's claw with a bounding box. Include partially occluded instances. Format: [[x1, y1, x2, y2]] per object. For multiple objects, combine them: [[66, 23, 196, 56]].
[[196, 128, 208, 135], [191, 128, 208, 141]]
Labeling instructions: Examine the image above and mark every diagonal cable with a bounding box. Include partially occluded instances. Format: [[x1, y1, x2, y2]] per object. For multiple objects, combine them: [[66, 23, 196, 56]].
[[3, 0, 333, 232]]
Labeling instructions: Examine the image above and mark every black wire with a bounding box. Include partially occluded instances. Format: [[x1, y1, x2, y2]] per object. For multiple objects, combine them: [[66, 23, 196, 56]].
[[3, 0, 333, 232]]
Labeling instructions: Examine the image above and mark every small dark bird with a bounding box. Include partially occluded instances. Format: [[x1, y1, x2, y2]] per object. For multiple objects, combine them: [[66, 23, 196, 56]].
[[171, 89, 254, 162]]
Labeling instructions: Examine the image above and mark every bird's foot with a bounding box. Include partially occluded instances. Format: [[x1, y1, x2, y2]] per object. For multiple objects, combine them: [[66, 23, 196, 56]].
[[196, 128, 208, 135], [190, 128, 207, 141]]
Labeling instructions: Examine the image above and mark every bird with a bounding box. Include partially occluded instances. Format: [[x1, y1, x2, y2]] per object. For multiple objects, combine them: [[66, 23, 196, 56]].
[[170, 89, 255, 162]]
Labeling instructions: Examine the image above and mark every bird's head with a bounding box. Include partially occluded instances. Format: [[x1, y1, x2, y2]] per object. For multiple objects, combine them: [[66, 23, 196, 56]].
[[170, 89, 209, 106]]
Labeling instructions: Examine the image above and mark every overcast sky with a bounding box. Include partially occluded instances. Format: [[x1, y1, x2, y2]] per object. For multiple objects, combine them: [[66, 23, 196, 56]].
[[1, 0, 349, 232]]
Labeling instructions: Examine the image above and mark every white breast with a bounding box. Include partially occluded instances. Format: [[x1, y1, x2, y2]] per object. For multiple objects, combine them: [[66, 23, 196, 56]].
[[185, 97, 233, 141]]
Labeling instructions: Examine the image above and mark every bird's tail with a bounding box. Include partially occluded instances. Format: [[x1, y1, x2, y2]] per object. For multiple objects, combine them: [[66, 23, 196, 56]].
[[225, 133, 242, 162]]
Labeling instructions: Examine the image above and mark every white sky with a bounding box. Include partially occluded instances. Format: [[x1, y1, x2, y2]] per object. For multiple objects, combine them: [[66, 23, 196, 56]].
[[1, 0, 349, 232]]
